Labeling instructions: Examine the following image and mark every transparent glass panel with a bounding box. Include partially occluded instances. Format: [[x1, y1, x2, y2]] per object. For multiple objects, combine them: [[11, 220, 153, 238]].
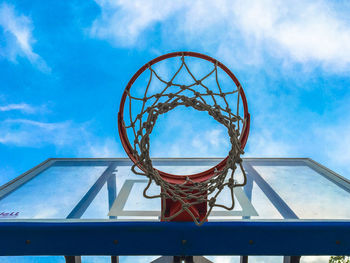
[[0, 165, 108, 219], [124, 181, 160, 211], [81, 184, 109, 219], [1, 158, 350, 221], [152, 165, 213, 176], [81, 256, 112, 262], [250, 181, 283, 219], [206, 256, 240, 262], [248, 256, 283, 263], [253, 165, 350, 219], [119, 256, 159, 263]]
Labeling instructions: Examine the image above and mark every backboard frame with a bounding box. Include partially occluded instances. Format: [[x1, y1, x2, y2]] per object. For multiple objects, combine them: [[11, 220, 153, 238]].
[[0, 157, 350, 256]]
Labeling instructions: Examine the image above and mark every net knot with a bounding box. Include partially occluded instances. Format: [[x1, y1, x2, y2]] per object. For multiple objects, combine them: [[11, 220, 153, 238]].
[[209, 186, 216, 192], [182, 203, 190, 209], [137, 130, 143, 137], [159, 104, 169, 113], [209, 197, 216, 207], [142, 122, 151, 129], [228, 178, 234, 188]]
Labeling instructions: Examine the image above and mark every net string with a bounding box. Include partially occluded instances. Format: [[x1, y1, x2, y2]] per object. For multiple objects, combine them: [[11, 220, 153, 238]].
[[123, 54, 247, 226]]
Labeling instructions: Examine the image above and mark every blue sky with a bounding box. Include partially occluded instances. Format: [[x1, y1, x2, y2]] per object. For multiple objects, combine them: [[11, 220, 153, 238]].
[[1, 0, 350, 187]]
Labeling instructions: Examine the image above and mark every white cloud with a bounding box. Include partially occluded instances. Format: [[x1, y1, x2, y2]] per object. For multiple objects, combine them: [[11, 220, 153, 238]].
[[151, 123, 230, 158], [0, 103, 38, 114], [0, 119, 79, 146], [90, 0, 350, 71], [231, 0, 350, 70], [0, 118, 122, 157], [78, 137, 122, 157], [0, 3, 50, 72], [245, 129, 295, 157], [90, 0, 183, 46], [191, 129, 228, 156]]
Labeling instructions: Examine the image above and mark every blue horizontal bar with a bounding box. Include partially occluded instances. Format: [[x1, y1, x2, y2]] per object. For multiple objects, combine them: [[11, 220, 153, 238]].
[[0, 221, 350, 256]]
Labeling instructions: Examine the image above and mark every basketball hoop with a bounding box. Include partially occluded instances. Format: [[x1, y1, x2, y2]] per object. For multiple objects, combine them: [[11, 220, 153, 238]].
[[118, 51, 250, 225]]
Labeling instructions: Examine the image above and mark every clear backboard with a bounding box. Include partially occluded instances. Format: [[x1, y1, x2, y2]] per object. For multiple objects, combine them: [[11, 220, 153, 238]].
[[1, 157, 350, 221], [1, 158, 350, 262]]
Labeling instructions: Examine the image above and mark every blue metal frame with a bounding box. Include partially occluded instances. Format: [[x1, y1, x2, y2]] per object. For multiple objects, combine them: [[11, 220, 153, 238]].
[[0, 220, 350, 256]]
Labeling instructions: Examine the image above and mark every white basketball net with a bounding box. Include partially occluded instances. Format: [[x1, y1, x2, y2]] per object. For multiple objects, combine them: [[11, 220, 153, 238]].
[[122, 54, 247, 225]]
